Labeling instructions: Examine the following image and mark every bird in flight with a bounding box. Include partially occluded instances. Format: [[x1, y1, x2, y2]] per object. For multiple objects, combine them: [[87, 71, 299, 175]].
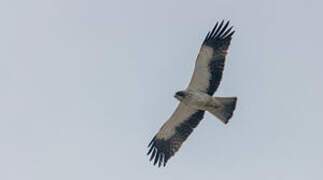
[[147, 20, 237, 167]]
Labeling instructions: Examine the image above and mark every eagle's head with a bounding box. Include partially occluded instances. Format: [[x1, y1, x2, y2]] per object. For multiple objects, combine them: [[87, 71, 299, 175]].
[[174, 90, 187, 101]]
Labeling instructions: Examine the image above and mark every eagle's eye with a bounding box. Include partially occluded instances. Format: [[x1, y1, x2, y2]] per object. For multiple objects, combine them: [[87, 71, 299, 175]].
[[176, 91, 185, 97]]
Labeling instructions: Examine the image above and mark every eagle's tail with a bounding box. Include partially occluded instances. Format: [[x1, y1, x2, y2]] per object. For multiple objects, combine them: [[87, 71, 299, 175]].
[[207, 97, 237, 124]]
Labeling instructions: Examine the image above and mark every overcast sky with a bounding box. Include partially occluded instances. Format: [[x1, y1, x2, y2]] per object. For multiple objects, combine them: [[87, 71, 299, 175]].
[[1, 0, 323, 179]]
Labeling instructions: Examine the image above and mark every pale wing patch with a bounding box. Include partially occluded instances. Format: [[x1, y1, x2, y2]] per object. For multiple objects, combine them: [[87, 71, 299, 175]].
[[187, 45, 214, 92], [187, 21, 234, 95], [156, 103, 196, 139]]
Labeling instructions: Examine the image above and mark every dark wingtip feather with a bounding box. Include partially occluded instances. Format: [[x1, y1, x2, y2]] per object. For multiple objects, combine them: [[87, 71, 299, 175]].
[[158, 154, 164, 167], [147, 137, 171, 167], [149, 148, 156, 161], [153, 151, 160, 165], [221, 26, 233, 38], [203, 20, 235, 49], [205, 32, 210, 41], [148, 136, 156, 147], [217, 21, 230, 37], [147, 144, 154, 155], [225, 30, 235, 40], [209, 22, 218, 38], [213, 20, 224, 37]]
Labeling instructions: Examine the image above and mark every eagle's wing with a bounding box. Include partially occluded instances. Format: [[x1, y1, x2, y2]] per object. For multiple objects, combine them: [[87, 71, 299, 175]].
[[187, 20, 234, 95], [147, 103, 205, 167]]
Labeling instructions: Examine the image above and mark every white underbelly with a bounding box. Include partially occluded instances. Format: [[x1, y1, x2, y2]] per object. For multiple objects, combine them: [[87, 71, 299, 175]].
[[182, 91, 212, 110]]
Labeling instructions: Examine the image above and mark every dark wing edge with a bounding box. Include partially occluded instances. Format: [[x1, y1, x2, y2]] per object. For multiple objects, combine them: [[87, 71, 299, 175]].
[[147, 110, 205, 167], [203, 20, 235, 49], [203, 20, 235, 95]]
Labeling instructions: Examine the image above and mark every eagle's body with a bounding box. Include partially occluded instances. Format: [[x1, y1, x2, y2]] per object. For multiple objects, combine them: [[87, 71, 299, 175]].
[[147, 20, 237, 167], [175, 90, 219, 110]]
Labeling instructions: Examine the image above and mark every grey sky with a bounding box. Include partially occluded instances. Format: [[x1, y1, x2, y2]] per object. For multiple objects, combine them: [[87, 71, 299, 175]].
[[0, 0, 322, 179]]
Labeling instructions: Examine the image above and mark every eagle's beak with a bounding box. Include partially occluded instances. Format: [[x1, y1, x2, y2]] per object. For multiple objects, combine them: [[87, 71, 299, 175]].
[[174, 94, 177, 99]]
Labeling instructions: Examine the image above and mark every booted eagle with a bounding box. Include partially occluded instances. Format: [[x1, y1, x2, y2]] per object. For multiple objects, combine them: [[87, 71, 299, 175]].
[[147, 20, 237, 167]]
